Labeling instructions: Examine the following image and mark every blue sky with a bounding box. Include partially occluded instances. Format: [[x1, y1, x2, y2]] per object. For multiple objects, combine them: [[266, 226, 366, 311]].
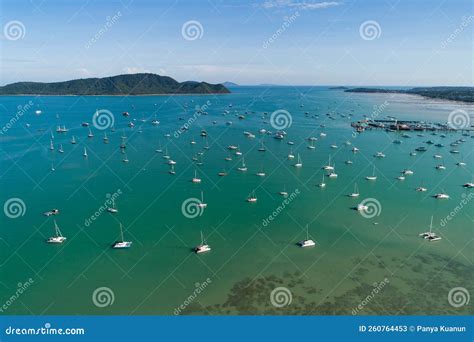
[[0, 0, 472, 86]]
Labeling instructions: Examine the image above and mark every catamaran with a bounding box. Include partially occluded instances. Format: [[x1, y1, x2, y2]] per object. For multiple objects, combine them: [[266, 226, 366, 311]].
[[419, 216, 441, 241], [112, 223, 132, 248], [47, 220, 66, 244], [298, 225, 316, 248], [194, 231, 211, 254]]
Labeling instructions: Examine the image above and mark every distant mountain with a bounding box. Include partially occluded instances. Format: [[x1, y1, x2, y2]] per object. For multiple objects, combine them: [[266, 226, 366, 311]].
[[345, 86, 473, 103], [222, 81, 239, 87], [329, 86, 349, 90], [0, 73, 230, 95]]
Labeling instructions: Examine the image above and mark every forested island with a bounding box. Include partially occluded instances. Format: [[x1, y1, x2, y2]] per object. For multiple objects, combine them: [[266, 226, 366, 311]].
[[0, 73, 230, 96]]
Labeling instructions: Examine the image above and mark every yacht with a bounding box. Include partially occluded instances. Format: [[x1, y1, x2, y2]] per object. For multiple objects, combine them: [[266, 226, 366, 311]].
[[357, 203, 369, 211], [352, 147, 359, 153], [433, 154, 442, 159], [402, 169, 414, 175], [194, 231, 211, 254], [287, 148, 295, 159], [434, 193, 449, 199], [294, 154, 303, 168], [456, 162, 466, 166], [112, 223, 132, 248], [345, 160, 353, 165], [297, 225, 316, 248], [218, 170, 227, 177], [83, 147, 88, 158], [409, 151, 417, 156], [197, 191, 207, 208], [71, 136, 77, 144], [247, 190, 257, 203], [237, 158, 247, 172], [103, 132, 109, 143], [279, 186, 288, 197], [49, 140, 54, 151], [397, 175, 405, 181], [47, 220, 66, 244], [258, 141, 266, 152], [88, 128, 94, 138], [107, 198, 118, 213], [349, 184, 359, 197], [318, 174, 326, 188], [374, 152, 385, 158], [163, 147, 170, 159], [43, 209, 60, 216], [58, 144, 64, 153], [122, 154, 129, 163], [463, 182, 474, 188], [419, 216, 442, 241], [192, 170, 201, 183], [436, 164, 446, 170], [322, 156, 334, 170], [169, 164, 176, 175], [307, 141, 316, 149], [416, 185, 428, 192], [365, 166, 377, 181]]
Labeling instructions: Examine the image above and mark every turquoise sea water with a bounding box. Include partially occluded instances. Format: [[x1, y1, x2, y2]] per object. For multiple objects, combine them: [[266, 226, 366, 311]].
[[0, 87, 472, 315]]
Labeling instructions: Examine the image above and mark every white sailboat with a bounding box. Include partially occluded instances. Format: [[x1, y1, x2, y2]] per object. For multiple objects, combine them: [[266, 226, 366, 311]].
[[237, 158, 247, 172], [58, 144, 64, 153], [192, 170, 201, 183], [247, 190, 257, 202], [49, 139, 54, 151], [47, 220, 66, 244], [71, 136, 77, 144], [112, 223, 132, 248], [88, 128, 94, 138], [365, 166, 377, 181], [287, 148, 295, 159], [169, 164, 176, 175], [107, 198, 118, 213], [318, 174, 326, 188], [322, 155, 333, 170], [349, 183, 359, 197], [194, 231, 211, 254], [103, 132, 109, 143], [122, 153, 129, 163], [197, 191, 207, 208], [83, 147, 88, 158], [298, 225, 316, 248], [294, 154, 302, 168]]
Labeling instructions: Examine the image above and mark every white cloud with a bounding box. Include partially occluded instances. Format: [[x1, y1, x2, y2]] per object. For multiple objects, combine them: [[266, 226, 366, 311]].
[[261, 1, 341, 10], [123, 66, 151, 74]]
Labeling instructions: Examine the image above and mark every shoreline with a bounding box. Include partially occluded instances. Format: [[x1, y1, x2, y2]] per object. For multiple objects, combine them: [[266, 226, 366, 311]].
[[0, 93, 231, 97]]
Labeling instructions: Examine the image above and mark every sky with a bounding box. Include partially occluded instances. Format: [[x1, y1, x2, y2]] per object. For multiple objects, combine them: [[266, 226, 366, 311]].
[[0, 0, 472, 86]]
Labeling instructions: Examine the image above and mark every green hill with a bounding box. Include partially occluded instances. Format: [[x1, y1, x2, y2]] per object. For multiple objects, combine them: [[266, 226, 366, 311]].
[[0, 73, 230, 95]]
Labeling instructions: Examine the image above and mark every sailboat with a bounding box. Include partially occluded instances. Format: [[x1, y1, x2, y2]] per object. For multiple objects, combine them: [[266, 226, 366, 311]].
[[327, 163, 338, 178], [83, 147, 88, 158], [49, 139, 54, 151], [169, 164, 176, 175], [307, 140, 316, 149], [71, 136, 77, 144], [419, 216, 442, 241], [47, 220, 66, 244], [247, 190, 257, 203], [51, 162, 55, 172], [349, 183, 359, 197], [256, 164, 265, 177], [112, 223, 132, 248], [58, 144, 64, 153], [365, 166, 377, 181], [88, 128, 94, 138], [192, 170, 201, 183], [318, 174, 326, 188], [162, 147, 170, 159], [287, 148, 295, 159], [103, 132, 109, 143], [156, 141, 163, 153], [152, 114, 160, 125], [197, 191, 207, 208], [298, 225, 316, 248], [294, 154, 303, 168], [107, 198, 118, 213], [279, 185, 288, 196], [322, 155, 333, 170], [194, 231, 211, 254], [122, 153, 129, 163], [258, 141, 266, 152], [416, 180, 427, 192], [237, 158, 247, 172]]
